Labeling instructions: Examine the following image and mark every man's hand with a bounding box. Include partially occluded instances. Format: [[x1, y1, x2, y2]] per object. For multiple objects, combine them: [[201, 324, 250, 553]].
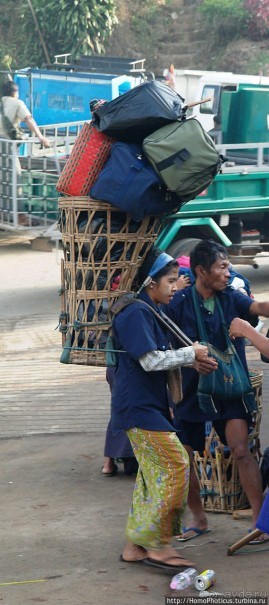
[[193, 357, 218, 375], [40, 135, 51, 148]]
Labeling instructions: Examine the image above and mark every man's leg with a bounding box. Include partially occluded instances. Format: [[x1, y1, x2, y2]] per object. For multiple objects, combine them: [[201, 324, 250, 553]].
[[175, 421, 208, 539], [225, 418, 263, 527], [182, 445, 208, 533]]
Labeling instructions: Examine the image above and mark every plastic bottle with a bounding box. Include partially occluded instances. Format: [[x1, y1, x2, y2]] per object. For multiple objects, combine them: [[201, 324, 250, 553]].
[[170, 568, 198, 590]]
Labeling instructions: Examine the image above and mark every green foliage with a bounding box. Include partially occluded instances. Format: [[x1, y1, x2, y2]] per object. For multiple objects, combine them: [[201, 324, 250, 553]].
[[53, 0, 118, 57], [245, 50, 269, 75], [245, 0, 269, 39], [199, 0, 248, 43], [0, 1, 21, 70], [130, 0, 171, 66], [0, 0, 118, 69]]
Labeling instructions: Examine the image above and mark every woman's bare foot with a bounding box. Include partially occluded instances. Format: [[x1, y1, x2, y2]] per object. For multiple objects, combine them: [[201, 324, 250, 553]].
[[122, 541, 147, 562], [102, 457, 118, 476], [146, 545, 195, 567]]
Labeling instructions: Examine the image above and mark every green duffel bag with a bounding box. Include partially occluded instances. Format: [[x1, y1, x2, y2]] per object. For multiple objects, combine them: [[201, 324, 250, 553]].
[[142, 117, 223, 204]]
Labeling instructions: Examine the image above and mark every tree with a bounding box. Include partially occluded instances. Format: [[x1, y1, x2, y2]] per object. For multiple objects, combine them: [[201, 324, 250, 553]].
[[245, 0, 269, 38], [0, 0, 118, 69], [0, 0, 22, 71], [199, 0, 248, 43]]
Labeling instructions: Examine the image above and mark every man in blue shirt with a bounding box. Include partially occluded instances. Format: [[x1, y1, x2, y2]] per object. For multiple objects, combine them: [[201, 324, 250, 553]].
[[165, 239, 269, 542]]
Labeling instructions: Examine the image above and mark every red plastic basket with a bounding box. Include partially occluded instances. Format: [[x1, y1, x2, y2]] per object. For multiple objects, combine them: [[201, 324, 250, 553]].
[[56, 122, 114, 196]]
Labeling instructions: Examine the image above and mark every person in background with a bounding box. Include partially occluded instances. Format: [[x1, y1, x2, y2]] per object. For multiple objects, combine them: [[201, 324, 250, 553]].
[[102, 367, 138, 477], [0, 80, 50, 226], [163, 63, 176, 90], [111, 247, 208, 569], [0, 80, 50, 148], [230, 315, 269, 536], [164, 240, 269, 543], [176, 255, 192, 290]]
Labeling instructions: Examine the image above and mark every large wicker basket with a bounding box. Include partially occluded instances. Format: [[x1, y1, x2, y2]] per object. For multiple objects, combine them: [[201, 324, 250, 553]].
[[193, 368, 263, 513], [59, 197, 162, 366]]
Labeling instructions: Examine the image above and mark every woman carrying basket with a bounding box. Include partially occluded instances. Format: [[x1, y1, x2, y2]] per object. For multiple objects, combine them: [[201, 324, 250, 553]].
[[111, 248, 208, 570]]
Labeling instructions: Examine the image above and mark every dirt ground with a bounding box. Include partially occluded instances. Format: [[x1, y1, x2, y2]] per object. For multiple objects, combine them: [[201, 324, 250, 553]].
[[0, 236, 268, 605]]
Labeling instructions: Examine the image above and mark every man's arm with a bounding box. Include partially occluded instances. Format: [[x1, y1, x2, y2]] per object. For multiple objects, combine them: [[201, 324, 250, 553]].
[[249, 300, 269, 317], [24, 116, 51, 148], [229, 317, 269, 357]]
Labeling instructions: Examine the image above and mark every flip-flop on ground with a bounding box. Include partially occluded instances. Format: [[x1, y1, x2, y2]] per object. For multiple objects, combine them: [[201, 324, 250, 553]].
[[176, 526, 211, 542]]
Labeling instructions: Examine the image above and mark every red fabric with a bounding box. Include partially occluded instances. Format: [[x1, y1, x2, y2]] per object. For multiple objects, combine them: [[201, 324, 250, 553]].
[[176, 255, 190, 268]]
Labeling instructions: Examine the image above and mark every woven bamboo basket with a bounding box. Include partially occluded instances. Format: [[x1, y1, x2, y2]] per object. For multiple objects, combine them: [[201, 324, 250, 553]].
[[59, 197, 162, 366], [193, 368, 263, 513]]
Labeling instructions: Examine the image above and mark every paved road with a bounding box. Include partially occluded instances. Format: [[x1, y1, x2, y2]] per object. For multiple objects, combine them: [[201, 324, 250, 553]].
[[0, 237, 269, 604], [0, 238, 110, 438]]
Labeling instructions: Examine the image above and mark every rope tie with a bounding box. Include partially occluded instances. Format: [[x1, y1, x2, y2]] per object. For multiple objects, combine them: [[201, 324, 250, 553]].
[[200, 488, 243, 499]]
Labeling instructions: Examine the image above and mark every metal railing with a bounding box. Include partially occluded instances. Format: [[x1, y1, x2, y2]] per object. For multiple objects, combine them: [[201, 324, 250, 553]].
[[0, 120, 86, 235], [218, 142, 269, 173]]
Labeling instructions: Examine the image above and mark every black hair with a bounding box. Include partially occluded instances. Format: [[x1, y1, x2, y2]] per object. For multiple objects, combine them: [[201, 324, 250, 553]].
[[135, 246, 178, 288], [190, 239, 228, 277], [1, 80, 18, 97]]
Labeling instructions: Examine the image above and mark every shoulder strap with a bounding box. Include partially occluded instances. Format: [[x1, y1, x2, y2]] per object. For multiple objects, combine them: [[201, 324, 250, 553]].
[[191, 285, 207, 341], [215, 296, 225, 322], [191, 286, 235, 351], [215, 296, 236, 351], [137, 299, 193, 347], [0, 98, 6, 116], [111, 292, 193, 347]]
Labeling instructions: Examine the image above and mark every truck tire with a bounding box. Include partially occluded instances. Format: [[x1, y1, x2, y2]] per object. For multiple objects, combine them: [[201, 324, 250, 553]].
[[167, 238, 201, 258]]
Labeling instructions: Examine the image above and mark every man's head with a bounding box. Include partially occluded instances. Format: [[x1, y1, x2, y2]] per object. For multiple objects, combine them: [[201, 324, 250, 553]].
[[1, 80, 19, 97], [190, 239, 230, 294]]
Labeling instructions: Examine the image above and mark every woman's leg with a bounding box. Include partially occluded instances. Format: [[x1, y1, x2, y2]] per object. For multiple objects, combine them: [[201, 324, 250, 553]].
[[122, 429, 194, 566]]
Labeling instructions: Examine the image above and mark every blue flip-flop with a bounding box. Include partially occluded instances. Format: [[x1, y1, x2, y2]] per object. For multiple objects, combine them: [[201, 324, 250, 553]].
[[176, 526, 211, 542], [247, 529, 269, 545]]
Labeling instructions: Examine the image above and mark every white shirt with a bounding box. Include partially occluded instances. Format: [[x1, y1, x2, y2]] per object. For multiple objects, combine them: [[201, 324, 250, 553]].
[[0, 96, 31, 137], [139, 347, 195, 371]]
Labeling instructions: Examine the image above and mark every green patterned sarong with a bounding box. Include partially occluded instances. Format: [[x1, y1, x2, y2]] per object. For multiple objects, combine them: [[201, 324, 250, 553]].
[[125, 428, 189, 550]]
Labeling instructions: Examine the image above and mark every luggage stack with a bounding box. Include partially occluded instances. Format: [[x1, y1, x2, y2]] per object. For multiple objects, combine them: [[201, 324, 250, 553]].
[[57, 81, 223, 366]]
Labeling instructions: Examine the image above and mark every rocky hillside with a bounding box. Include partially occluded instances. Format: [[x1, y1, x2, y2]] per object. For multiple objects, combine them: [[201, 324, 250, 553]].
[[104, 0, 269, 76]]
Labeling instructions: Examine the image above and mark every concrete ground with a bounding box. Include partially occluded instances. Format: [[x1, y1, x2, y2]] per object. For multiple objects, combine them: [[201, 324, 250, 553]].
[[0, 235, 269, 604]]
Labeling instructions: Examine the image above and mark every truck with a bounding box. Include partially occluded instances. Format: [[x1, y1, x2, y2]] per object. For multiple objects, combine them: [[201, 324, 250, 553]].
[[12, 55, 149, 126], [189, 71, 269, 134], [157, 74, 269, 267]]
